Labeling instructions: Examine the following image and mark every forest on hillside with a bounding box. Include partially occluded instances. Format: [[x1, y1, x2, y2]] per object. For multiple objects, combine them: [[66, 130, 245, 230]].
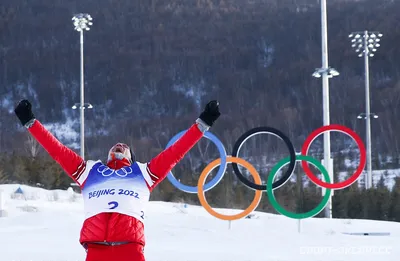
[[1, 0, 400, 221]]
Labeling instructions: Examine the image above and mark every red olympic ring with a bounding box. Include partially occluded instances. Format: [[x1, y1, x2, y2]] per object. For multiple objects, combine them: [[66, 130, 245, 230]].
[[301, 124, 366, 189]]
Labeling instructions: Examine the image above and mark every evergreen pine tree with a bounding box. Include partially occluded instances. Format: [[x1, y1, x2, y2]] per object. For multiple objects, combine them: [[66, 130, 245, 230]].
[[389, 177, 400, 221], [375, 174, 391, 220]]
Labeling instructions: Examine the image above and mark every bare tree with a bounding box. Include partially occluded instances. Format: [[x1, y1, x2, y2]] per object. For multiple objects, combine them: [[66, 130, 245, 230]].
[[0, 168, 7, 184], [25, 134, 40, 158]]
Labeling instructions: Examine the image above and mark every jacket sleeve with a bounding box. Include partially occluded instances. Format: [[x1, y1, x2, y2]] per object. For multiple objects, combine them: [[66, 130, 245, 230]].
[[144, 121, 208, 190], [27, 119, 86, 186]]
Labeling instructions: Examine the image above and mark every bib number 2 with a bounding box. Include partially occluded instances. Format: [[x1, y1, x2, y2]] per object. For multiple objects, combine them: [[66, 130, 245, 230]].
[[107, 201, 145, 220], [108, 201, 119, 209]]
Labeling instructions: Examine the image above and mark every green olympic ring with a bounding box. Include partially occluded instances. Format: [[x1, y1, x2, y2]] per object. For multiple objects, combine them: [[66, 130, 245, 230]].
[[266, 155, 332, 219]]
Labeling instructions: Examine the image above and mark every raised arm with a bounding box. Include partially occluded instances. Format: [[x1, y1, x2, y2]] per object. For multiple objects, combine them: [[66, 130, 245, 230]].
[[14, 100, 85, 185], [145, 100, 221, 190]]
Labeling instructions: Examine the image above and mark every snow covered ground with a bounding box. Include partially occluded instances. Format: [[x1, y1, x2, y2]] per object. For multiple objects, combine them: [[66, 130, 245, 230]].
[[0, 184, 399, 261]]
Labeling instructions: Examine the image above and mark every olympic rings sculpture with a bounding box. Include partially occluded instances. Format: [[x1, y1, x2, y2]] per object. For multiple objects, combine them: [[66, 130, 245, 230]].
[[165, 124, 366, 220]]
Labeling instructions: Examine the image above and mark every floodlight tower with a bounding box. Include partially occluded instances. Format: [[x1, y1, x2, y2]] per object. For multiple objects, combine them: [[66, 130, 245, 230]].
[[311, 0, 339, 219], [349, 31, 382, 189], [72, 13, 93, 159]]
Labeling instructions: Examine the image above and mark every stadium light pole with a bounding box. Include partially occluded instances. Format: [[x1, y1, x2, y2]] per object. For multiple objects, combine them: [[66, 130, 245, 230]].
[[311, 0, 339, 219], [349, 31, 382, 189], [72, 13, 93, 160]]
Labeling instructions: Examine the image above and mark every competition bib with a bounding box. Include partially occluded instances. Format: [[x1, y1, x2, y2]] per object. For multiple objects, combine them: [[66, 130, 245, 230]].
[[81, 162, 150, 223]]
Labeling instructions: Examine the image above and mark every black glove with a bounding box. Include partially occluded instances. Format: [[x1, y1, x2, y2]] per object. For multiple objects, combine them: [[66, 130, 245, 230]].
[[199, 100, 220, 127], [14, 99, 35, 127]]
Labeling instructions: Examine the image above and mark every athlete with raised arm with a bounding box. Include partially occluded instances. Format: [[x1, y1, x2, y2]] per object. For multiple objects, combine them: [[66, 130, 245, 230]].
[[14, 99, 221, 261]]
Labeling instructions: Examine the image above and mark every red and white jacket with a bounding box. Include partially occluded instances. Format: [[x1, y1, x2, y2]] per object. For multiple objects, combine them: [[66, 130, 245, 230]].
[[27, 119, 206, 247]]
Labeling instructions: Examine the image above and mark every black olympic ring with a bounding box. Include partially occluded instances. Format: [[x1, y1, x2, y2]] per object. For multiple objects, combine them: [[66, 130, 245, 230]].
[[231, 127, 296, 191]]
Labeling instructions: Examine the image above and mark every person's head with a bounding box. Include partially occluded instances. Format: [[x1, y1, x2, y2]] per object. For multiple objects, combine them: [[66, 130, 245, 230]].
[[107, 142, 135, 168]]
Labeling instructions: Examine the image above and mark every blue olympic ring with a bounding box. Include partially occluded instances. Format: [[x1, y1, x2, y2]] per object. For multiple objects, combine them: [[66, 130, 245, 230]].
[[166, 130, 227, 193]]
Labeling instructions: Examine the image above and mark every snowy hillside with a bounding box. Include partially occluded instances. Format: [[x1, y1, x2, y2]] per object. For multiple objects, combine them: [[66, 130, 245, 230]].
[[0, 184, 400, 261]]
